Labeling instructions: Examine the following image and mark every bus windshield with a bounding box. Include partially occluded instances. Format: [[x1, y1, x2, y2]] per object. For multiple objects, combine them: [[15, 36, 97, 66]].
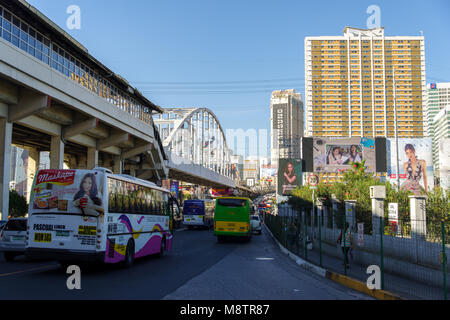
[[183, 200, 205, 215], [217, 198, 247, 207]]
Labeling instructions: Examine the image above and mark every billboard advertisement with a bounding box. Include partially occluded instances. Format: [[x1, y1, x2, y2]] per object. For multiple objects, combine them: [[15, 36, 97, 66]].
[[387, 138, 434, 195], [170, 180, 179, 198], [439, 139, 450, 190], [260, 163, 277, 179], [211, 188, 235, 197], [277, 158, 302, 195], [313, 137, 376, 173]]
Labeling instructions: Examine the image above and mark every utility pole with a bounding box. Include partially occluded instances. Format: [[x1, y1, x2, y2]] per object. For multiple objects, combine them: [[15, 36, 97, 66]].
[[393, 68, 400, 191]]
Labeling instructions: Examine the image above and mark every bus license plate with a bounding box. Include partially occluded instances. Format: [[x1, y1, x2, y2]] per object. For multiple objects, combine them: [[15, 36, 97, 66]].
[[34, 233, 52, 243]]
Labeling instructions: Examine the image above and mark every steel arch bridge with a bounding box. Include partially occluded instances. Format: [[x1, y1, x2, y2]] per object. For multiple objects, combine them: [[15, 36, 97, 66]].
[[153, 108, 235, 187]]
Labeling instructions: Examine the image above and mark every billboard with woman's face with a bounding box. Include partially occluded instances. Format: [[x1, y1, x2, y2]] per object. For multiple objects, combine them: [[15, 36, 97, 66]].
[[387, 138, 434, 195], [277, 158, 302, 195], [30, 169, 105, 216], [313, 137, 376, 173]]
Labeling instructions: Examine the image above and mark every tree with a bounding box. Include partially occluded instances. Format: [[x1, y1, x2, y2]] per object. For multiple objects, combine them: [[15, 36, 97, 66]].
[[9, 189, 28, 218]]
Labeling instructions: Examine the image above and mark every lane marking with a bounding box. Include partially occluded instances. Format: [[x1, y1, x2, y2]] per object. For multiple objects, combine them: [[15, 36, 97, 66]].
[[0, 265, 57, 278]]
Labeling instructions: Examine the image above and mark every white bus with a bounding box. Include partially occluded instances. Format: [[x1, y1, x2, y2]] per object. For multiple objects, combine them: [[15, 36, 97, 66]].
[[25, 168, 173, 267]]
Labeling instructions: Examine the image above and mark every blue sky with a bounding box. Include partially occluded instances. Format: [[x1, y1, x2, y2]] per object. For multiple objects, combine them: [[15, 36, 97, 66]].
[[27, 0, 450, 157]]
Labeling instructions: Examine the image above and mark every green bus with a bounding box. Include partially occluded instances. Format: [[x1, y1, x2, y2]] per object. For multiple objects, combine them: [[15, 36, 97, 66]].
[[214, 197, 254, 242]]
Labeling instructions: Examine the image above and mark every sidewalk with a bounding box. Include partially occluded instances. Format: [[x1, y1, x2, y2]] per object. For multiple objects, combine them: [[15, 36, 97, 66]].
[[265, 225, 447, 300], [305, 248, 445, 300]]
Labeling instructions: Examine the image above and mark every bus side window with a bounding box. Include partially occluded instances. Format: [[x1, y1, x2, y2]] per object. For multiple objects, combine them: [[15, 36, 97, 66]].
[[108, 179, 115, 213], [144, 188, 150, 214], [117, 181, 123, 213]]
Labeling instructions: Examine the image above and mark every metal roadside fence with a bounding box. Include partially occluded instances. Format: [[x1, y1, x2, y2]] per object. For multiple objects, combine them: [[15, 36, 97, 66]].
[[265, 199, 449, 300]]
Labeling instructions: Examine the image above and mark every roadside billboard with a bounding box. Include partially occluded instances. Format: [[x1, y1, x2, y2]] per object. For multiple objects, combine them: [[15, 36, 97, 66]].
[[211, 188, 235, 197], [170, 180, 179, 198], [387, 138, 434, 195], [277, 158, 302, 195], [313, 137, 376, 173], [260, 163, 277, 179]]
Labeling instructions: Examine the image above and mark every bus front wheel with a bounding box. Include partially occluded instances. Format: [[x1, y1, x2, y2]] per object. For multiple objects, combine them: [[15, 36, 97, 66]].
[[123, 239, 135, 268], [158, 237, 166, 257]]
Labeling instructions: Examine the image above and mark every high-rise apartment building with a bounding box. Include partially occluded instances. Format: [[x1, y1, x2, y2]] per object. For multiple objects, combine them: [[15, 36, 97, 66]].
[[270, 89, 304, 166], [304, 27, 426, 138], [432, 105, 450, 183], [424, 82, 450, 137]]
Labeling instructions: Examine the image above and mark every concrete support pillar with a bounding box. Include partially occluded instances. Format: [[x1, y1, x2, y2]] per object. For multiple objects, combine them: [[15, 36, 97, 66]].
[[331, 194, 338, 228], [26, 148, 40, 203], [0, 118, 12, 220], [87, 147, 99, 169], [409, 195, 427, 240], [370, 186, 386, 235], [371, 198, 384, 235], [345, 200, 356, 231], [50, 136, 64, 169], [113, 156, 123, 174], [129, 166, 136, 177], [68, 155, 77, 169], [317, 198, 325, 227]]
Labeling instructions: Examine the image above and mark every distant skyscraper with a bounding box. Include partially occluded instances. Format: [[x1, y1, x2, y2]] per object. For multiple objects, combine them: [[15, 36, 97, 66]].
[[242, 156, 260, 187], [424, 82, 450, 138], [270, 89, 304, 166], [304, 27, 426, 138]]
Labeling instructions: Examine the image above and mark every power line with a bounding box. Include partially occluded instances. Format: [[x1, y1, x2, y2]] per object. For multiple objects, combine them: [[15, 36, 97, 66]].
[[132, 77, 305, 85], [138, 84, 305, 90], [143, 88, 303, 95]]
